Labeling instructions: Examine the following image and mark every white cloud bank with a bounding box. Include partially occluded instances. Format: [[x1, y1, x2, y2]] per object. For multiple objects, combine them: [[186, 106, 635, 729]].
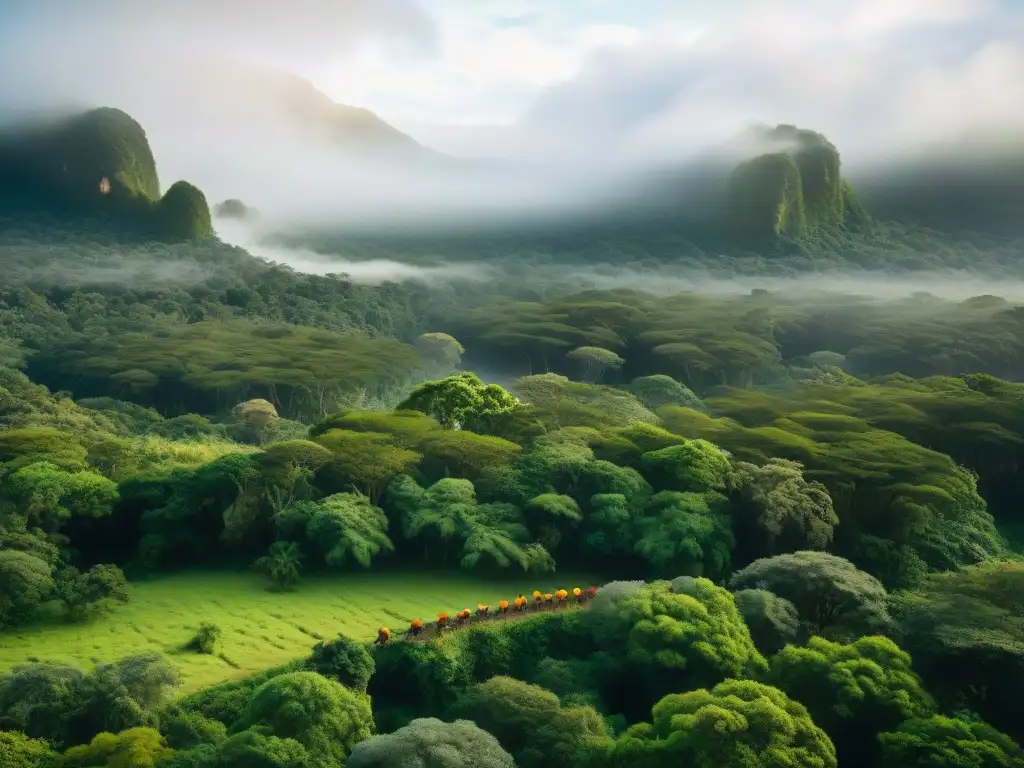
[[0, 0, 1020, 228]]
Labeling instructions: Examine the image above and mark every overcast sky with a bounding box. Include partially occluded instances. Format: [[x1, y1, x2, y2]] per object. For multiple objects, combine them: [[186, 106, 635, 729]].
[[3, 0, 1022, 161], [1, 0, 1022, 227]]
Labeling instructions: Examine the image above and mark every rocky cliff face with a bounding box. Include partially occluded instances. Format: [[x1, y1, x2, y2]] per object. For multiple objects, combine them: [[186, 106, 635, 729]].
[[0, 107, 213, 241], [725, 125, 868, 238]]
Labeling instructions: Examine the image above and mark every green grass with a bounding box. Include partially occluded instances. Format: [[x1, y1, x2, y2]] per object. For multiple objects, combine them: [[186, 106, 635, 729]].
[[0, 569, 592, 693]]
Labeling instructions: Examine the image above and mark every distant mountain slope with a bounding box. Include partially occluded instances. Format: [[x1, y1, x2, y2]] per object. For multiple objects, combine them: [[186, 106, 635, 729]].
[[850, 133, 1024, 236], [187, 64, 442, 165], [268, 73, 424, 153]]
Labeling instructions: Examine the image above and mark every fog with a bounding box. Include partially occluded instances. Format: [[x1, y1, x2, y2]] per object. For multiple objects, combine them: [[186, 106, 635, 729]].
[[0, 242, 219, 287], [0, 0, 1022, 237], [215, 209, 1024, 302], [556, 267, 1024, 303], [214, 218, 494, 284]]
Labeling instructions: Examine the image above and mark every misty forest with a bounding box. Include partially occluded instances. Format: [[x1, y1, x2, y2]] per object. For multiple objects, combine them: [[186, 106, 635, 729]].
[[3, 4, 1024, 767]]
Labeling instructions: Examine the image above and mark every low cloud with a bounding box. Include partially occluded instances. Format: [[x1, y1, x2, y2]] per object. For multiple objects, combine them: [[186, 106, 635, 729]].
[[507, 0, 1024, 164], [0, 0, 1021, 234], [214, 218, 493, 285]]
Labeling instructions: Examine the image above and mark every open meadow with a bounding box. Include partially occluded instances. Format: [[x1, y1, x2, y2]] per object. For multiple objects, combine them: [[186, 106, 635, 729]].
[[0, 569, 591, 693]]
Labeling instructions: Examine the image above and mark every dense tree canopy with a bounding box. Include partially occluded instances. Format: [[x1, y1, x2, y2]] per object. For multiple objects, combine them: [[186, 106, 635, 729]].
[[4, 114, 1024, 768], [589, 579, 766, 718], [729, 552, 892, 638], [447, 676, 610, 768], [30, 321, 421, 421], [611, 679, 837, 768], [233, 671, 373, 767], [347, 717, 515, 768], [878, 715, 1024, 768], [733, 588, 803, 655], [0, 730, 59, 768], [890, 563, 1024, 741], [768, 636, 935, 766]]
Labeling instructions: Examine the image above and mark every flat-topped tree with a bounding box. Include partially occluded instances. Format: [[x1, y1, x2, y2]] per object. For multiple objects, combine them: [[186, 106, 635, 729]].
[[567, 346, 625, 383], [415, 333, 465, 377]]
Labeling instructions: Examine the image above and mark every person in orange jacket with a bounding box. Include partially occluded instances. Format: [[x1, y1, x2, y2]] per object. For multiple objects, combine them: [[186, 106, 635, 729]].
[[407, 618, 424, 639], [543, 593, 554, 608], [513, 595, 527, 612], [437, 612, 450, 631], [456, 609, 472, 626], [533, 590, 543, 610], [374, 627, 390, 646], [555, 589, 569, 608], [573, 587, 583, 604], [498, 600, 509, 615]]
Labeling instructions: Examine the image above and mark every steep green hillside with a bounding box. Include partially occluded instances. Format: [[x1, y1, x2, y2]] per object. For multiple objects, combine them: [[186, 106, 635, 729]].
[[852, 135, 1024, 235], [156, 181, 214, 241], [271, 73, 426, 156], [0, 107, 213, 242], [726, 125, 869, 238]]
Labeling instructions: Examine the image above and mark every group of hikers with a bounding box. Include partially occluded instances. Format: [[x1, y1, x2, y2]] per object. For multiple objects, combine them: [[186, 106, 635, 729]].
[[374, 586, 599, 647]]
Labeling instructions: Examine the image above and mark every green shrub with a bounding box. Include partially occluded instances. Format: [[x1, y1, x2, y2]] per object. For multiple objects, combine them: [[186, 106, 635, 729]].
[[185, 623, 222, 655], [305, 635, 375, 692]]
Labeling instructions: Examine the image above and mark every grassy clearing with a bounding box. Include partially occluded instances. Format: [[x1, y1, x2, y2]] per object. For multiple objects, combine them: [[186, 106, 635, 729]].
[[0, 569, 592, 693]]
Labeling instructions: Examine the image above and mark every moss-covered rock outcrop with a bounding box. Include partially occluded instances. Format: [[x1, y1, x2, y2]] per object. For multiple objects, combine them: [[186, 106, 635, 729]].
[[214, 198, 257, 220], [156, 181, 214, 241], [0, 107, 212, 242], [728, 152, 806, 237], [726, 125, 869, 238]]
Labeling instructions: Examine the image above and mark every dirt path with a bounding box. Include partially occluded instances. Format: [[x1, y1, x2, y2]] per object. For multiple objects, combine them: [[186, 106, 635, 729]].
[[382, 598, 593, 645]]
